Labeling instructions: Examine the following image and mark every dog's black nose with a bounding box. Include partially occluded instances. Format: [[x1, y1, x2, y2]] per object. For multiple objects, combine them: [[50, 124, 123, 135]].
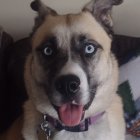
[[55, 74, 80, 99]]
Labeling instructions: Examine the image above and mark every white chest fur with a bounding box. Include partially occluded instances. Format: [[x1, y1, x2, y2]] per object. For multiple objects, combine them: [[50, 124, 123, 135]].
[[52, 117, 110, 140]]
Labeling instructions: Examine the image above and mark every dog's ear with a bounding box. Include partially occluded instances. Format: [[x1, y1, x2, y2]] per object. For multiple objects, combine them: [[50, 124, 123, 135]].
[[30, 0, 57, 34], [83, 0, 123, 35], [31, 0, 57, 16]]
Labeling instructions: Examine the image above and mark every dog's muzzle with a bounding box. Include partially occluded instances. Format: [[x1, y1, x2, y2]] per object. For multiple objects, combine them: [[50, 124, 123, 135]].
[[52, 74, 96, 127]]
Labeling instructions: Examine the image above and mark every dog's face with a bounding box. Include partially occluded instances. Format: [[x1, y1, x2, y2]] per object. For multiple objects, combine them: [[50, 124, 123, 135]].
[[26, 0, 122, 127]]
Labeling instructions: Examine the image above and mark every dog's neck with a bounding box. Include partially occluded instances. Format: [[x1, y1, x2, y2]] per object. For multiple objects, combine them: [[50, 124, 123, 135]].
[[40, 112, 105, 139]]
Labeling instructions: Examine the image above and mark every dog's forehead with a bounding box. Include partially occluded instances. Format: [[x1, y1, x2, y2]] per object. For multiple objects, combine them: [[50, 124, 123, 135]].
[[32, 12, 111, 49]]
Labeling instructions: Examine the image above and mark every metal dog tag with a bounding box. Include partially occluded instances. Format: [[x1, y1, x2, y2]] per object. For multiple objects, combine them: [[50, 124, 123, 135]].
[[41, 121, 52, 140]]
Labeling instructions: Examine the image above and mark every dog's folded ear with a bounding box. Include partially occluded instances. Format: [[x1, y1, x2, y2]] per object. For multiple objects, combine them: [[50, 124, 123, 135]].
[[31, 0, 57, 15], [30, 0, 57, 34], [83, 0, 123, 35]]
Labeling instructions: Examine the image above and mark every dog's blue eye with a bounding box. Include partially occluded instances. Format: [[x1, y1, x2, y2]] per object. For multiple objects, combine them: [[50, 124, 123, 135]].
[[85, 44, 95, 54], [44, 46, 53, 56]]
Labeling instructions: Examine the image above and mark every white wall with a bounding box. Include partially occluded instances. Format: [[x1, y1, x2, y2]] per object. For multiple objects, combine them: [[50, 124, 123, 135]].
[[0, 0, 140, 41], [113, 0, 140, 37]]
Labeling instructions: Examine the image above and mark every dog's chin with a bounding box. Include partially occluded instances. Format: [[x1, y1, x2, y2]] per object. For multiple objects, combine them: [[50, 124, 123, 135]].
[[53, 103, 85, 127]]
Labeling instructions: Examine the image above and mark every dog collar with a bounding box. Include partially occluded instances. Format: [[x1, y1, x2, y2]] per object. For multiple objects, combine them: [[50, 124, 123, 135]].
[[41, 112, 105, 138]]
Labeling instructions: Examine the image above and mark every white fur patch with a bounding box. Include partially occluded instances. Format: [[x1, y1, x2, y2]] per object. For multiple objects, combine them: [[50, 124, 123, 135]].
[[52, 24, 71, 49]]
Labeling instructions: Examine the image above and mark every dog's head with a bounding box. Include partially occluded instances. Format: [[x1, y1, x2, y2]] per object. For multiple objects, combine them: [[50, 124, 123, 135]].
[[27, 0, 122, 126]]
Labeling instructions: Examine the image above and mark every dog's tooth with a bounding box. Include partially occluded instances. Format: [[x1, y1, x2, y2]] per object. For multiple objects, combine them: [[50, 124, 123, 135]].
[[72, 100, 78, 105]]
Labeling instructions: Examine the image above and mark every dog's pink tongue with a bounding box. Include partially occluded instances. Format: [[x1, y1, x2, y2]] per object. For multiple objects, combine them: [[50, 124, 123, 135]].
[[59, 103, 83, 126]]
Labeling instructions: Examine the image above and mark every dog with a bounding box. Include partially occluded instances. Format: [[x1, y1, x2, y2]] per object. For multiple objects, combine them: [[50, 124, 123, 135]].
[[22, 0, 125, 140]]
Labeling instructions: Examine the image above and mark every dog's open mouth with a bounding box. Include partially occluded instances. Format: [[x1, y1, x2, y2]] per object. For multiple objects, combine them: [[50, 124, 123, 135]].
[[58, 103, 84, 126]]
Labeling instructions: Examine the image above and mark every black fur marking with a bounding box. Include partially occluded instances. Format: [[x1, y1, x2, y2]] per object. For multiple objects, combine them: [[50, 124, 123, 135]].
[[71, 34, 101, 81], [84, 85, 97, 110], [71, 34, 102, 63], [35, 36, 69, 85]]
